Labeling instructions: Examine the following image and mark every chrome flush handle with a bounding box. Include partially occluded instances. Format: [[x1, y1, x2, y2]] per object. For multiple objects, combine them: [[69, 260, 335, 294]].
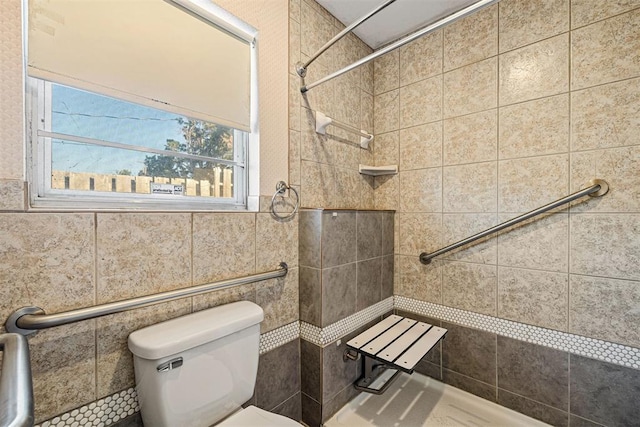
[[157, 357, 183, 373]]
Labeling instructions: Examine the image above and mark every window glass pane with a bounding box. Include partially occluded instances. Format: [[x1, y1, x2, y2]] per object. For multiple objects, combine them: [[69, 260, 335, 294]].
[[47, 83, 240, 200], [27, 0, 257, 211], [51, 140, 235, 198], [52, 84, 235, 160]]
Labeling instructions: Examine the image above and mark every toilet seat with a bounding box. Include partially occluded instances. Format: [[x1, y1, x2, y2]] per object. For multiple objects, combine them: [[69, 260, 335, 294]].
[[217, 405, 302, 426]]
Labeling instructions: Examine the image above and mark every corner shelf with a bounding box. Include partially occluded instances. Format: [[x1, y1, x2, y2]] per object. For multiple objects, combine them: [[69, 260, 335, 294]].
[[358, 164, 398, 176]]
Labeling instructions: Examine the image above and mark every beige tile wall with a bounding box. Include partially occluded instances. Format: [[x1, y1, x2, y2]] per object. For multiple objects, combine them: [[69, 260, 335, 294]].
[[376, 0, 640, 349], [290, 0, 376, 209], [0, 0, 297, 423], [0, 203, 298, 422]]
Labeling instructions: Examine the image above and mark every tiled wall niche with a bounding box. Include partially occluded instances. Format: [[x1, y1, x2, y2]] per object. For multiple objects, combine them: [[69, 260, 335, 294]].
[[298, 209, 394, 426]]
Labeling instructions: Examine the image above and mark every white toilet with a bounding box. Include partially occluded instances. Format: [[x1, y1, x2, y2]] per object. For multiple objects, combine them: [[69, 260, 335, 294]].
[[128, 301, 302, 427]]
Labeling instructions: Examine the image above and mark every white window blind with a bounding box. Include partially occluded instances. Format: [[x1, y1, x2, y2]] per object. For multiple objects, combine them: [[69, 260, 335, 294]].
[[28, 0, 252, 131]]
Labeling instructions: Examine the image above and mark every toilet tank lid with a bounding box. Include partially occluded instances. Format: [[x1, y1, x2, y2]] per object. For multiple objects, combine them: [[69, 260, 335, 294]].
[[128, 301, 264, 360]]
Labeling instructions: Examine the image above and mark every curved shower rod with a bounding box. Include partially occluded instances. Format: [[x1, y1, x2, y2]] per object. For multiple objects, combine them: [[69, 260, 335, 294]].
[[296, 0, 397, 78], [299, 0, 499, 93]]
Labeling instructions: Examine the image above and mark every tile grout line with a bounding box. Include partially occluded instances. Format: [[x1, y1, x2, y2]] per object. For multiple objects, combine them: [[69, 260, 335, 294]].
[[495, 1, 500, 321], [567, 5, 574, 353], [567, 3, 573, 419], [570, 4, 640, 30], [93, 212, 99, 404]]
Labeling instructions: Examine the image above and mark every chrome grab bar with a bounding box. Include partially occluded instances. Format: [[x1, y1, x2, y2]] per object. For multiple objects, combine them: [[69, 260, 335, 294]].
[[6, 262, 289, 336], [0, 334, 34, 427], [419, 179, 609, 265]]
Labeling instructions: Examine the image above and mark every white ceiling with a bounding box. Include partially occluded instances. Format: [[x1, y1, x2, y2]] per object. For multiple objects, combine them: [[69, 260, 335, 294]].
[[315, 0, 480, 49]]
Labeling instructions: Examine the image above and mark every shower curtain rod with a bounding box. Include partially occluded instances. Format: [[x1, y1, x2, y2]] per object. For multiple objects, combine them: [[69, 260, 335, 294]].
[[296, 0, 397, 78], [300, 0, 498, 93]]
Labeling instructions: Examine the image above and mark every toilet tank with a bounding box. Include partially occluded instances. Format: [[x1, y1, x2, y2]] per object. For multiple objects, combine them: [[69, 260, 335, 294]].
[[128, 301, 264, 427]]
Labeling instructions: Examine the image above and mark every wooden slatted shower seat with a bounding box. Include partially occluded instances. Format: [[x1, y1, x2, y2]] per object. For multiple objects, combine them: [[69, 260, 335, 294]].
[[346, 315, 447, 394]]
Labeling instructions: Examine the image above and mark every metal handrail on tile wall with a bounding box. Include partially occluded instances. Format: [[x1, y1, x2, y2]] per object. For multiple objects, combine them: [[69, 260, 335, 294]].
[[2, 260, 288, 427], [0, 333, 34, 427], [4, 262, 289, 336], [419, 179, 609, 265]]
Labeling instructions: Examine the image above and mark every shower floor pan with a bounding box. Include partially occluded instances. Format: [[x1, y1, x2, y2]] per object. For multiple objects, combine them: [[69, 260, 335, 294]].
[[324, 371, 550, 427]]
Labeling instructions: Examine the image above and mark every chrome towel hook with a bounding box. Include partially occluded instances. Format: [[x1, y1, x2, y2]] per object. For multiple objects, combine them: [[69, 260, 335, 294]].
[[270, 181, 299, 221]]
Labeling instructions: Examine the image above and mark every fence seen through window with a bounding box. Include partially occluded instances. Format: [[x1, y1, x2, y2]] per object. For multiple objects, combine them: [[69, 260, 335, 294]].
[[44, 83, 241, 201], [51, 168, 234, 198]]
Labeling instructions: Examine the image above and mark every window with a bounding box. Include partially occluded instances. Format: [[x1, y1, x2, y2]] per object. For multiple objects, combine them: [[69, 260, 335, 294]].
[[26, 0, 259, 210]]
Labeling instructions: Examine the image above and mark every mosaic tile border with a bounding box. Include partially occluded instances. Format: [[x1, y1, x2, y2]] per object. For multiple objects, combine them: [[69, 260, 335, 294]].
[[37, 388, 139, 427], [259, 321, 299, 354], [395, 295, 640, 370], [300, 297, 394, 347], [35, 296, 640, 426]]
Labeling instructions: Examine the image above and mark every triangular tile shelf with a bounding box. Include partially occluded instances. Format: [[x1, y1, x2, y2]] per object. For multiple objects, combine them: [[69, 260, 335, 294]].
[[358, 164, 398, 176]]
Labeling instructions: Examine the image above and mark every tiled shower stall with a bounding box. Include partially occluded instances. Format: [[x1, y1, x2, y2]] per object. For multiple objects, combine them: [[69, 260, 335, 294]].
[[1, 0, 639, 426], [292, 0, 640, 425]]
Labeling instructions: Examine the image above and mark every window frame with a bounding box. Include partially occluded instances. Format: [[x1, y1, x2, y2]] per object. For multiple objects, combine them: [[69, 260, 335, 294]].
[[24, 0, 260, 212]]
